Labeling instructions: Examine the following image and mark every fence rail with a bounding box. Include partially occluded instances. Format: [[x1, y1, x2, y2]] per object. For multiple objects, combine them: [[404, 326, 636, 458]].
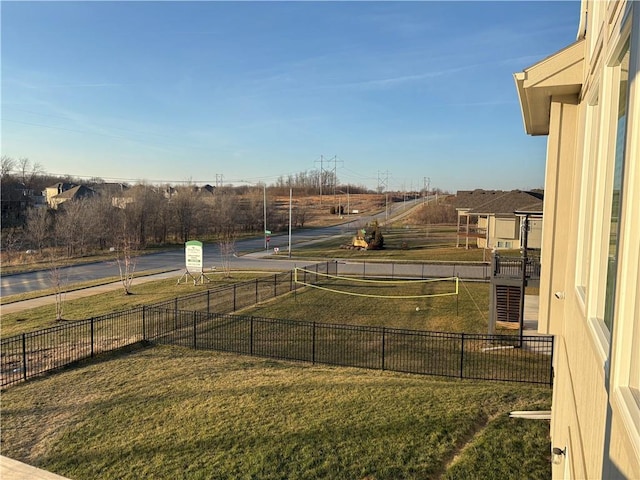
[[0, 262, 334, 387], [149, 309, 554, 385], [493, 255, 541, 279], [1, 261, 553, 388]]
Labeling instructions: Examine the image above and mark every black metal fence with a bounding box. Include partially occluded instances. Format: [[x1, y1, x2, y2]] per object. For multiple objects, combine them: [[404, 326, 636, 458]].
[[151, 262, 336, 315], [148, 309, 554, 385], [1, 307, 146, 387], [493, 254, 541, 279], [0, 261, 335, 387], [335, 260, 491, 281], [1, 260, 553, 388]]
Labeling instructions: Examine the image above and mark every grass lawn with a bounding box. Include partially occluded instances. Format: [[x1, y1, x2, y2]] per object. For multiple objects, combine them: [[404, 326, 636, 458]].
[[290, 225, 487, 263], [1, 345, 552, 480], [1, 269, 495, 338], [245, 278, 493, 334]]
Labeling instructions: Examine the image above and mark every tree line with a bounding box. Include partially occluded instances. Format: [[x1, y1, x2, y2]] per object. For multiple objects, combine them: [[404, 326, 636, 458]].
[[0, 157, 369, 260]]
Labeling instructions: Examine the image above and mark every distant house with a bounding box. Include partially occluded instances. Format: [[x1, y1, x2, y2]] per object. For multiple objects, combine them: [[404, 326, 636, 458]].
[[44, 182, 77, 207], [91, 182, 129, 195], [0, 180, 44, 225], [198, 184, 215, 195], [455, 189, 543, 250], [48, 185, 96, 209]]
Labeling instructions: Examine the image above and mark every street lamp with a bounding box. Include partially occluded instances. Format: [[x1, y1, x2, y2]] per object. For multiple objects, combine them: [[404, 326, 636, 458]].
[[337, 186, 350, 218]]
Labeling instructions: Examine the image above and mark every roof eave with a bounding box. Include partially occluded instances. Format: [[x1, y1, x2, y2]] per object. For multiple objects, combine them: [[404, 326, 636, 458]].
[[514, 39, 585, 136]]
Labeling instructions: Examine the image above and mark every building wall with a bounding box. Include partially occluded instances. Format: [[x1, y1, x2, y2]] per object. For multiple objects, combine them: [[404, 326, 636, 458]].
[[519, 1, 639, 478]]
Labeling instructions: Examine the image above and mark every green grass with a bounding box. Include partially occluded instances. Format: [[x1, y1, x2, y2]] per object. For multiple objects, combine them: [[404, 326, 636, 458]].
[[0, 273, 271, 338], [1, 345, 551, 480], [290, 226, 487, 262], [245, 278, 492, 333], [0, 269, 178, 305]]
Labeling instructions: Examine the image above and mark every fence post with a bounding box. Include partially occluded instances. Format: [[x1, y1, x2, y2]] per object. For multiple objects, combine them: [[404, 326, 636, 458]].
[[381, 327, 386, 371], [234, 284, 237, 311], [174, 298, 178, 330], [255, 279, 258, 305], [207, 290, 210, 314], [193, 311, 197, 350], [460, 333, 465, 379], [142, 306, 146, 341], [312, 322, 316, 364], [22, 333, 27, 381], [274, 274, 277, 298], [91, 318, 95, 358], [392, 263, 394, 279], [550, 336, 555, 387], [290, 271, 293, 292], [250, 317, 254, 355]]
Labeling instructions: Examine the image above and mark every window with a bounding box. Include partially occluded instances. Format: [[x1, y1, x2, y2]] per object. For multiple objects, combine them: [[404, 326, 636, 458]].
[[576, 92, 600, 299], [603, 42, 630, 333]]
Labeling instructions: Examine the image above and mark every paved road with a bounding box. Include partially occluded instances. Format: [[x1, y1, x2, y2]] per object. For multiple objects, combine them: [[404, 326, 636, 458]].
[[1, 197, 489, 297]]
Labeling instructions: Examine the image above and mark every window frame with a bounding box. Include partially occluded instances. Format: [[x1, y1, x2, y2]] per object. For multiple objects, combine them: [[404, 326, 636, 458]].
[[606, 3, 640, 460]]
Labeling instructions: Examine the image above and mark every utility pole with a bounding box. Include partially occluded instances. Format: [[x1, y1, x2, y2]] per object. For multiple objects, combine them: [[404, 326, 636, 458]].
[[315, 155, 325, 205], [216, 174, 224, 188], [423, 177, 430, 203]]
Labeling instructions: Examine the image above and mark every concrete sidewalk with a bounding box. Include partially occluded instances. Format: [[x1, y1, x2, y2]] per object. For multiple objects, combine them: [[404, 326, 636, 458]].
[[1, 270, 183, 315], [0, 456, 71, 480]]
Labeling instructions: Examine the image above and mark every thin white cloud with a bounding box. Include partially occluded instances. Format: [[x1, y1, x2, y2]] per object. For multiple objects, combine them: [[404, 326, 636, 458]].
[[326, 64, 473, 91], [40, 83, 124, 88]]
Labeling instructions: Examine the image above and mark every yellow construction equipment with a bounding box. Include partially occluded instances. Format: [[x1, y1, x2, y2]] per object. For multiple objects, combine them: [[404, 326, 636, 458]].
[[341, 224, 384, 251]]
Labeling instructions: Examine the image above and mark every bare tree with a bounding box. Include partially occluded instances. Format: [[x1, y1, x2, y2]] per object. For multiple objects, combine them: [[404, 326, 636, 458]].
[[48, 257, 68, 321], [114, 233, 138, 295], [218, 228, 236, 278], [1, 155, 16, 178], [170, 186, 200, 242], [24, 207, 51, 251], [54, 200, 91, 257], [47, 228, 68, 321], [113, 206, 142, 295], [0, 228, 23, 264], [17, 157, 43, 188], [86, 194, 118, 250]]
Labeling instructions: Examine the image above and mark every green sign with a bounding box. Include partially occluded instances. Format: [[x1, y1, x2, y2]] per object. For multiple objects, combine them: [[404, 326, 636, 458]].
[[185, 240, 203, 272], [265, 230, 272, 235]]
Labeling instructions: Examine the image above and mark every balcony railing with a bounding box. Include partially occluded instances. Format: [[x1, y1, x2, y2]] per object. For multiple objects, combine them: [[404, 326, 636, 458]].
[[492, 254, 541, 280]]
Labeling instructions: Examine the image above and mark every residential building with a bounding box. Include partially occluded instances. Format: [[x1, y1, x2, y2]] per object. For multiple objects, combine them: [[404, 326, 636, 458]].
[[0, 181, 44, 226], [48, 185, 96, 209], [455, 189, 543, 250], [43, 182, 77, 207], [514, 1, 639, 478]]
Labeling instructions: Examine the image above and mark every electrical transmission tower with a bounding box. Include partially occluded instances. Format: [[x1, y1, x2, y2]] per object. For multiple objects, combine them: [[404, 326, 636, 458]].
[[423, 177, 430, 203], [377, 170, 390, 193], [315, 155, 341, 205], [215, 174, 224, 188]]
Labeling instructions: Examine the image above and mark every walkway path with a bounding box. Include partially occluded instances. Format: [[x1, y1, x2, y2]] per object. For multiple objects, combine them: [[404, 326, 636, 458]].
[[1, 270, 182, 314], [0, 456, 71, 480]]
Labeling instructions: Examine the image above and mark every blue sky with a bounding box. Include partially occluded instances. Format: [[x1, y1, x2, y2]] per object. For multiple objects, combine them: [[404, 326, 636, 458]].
[[1, 1, 579, 192]]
